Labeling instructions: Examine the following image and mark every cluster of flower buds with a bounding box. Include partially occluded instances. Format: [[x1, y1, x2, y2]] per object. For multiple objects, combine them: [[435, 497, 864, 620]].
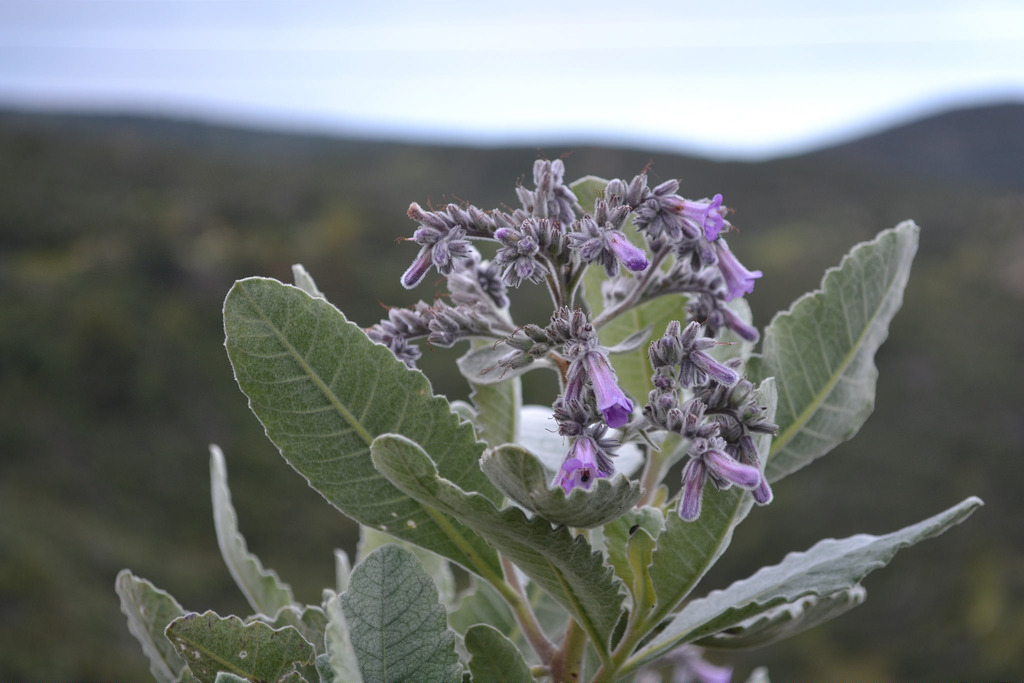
[[644, 322, 776, 520], [372, 159, 773, 519]]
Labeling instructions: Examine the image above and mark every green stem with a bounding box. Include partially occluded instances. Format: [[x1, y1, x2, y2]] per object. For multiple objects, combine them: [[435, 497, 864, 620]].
[[498, 555, 557, 663], [551, 617, 587, 683]]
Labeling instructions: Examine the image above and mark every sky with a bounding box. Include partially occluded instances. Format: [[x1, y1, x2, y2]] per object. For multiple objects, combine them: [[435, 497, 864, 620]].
[[1, 0, 1023, 159]]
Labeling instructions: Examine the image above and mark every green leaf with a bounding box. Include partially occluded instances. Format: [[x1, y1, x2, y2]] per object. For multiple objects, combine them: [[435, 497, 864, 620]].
[[209, 445, 296, 618], [628, 496, 982, 671], [214, 674, 249, 683], [340, 545, 462, 683], [695, 585, 866, 649], [465, 624, 536, 683], [603, 507, 664, 613], [480, 444, 642, 528], [448, 578, 517, 637], [322, 591, 363, 683], [290, 264, 325, 299], [262, 605, 328, 658], [747, 222, 920, 482], [115, 570, 189, 683], [468, 364, 521, 449], [334, 549, 351, 593], [570, 175, 608, 216], [223, 277, 501, 578], [165, 611, 314, 683], [357, 524, 456, 605], [646, 379, 776, 621], [370, 433, 625, 658]]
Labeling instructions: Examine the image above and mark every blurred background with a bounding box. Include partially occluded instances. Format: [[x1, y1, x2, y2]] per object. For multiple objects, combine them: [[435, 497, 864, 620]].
[[1, 1, 1022, 679]]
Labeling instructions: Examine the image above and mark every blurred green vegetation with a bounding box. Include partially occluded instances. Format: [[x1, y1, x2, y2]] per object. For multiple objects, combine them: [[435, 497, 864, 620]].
[[1, 105, 1022, 680]]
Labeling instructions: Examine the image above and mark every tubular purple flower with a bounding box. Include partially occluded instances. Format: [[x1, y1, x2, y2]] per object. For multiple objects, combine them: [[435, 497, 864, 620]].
[[607, 232, 649, 272], [678, 457, 706, 521], [714, 238, 762, 300], [690, 349, 741, 387], [401, 247, 434, 289], [694, 194, 728, 241], [705, 448, 762, 488], [752, 476, 774, 505], [720, 305, 760, 343], [584, 351, 634, 428], [553, 436, 608, 494]]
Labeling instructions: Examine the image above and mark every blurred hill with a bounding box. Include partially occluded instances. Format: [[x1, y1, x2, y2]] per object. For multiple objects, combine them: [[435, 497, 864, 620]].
[[1, 102, 1022, 680]]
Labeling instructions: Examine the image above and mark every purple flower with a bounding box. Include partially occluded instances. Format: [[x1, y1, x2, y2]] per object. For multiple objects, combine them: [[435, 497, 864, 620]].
[[633, 179, 700, 242], [553, 435, 609, 494], [650, 321, 740, 389], [651, 645, 733, 683], [679, 435, 763, 521], [689, 193, 728, 241], [714, 238, 762, 300], [567, 211, 649, 277], [401, 203, 476, 289], [608, 231, 649, 272], [401, 247, 434, 290], [678, 457, 706, 521], [584, 351, 634, 428]]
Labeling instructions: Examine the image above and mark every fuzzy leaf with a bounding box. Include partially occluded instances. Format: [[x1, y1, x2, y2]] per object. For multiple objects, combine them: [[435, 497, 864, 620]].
[[357, 525, 456, 605], [164, 611, 314, 683], [262, 605, 327, 658], [448, 578, 517, 637], [322, 591, 363, 683], [290, 264, 324, 299], [748, 222, 919, 482], [629, 496, 982, 671], [469, 366, 521, 449], [480, 444, 642, 528], [696, 585, 866, 649], [115, 570, 189, 683], [209, 445, 295, 618], [465, 624, 536, 683], [370, 434, 625, 658], [340, 545, 462, 683], [223, 277, 501, 578], [603, 507, 664, 612]]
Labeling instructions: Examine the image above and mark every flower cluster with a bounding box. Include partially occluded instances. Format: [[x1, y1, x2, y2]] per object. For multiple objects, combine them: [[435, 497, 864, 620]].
[[372, 160, 773, 520]]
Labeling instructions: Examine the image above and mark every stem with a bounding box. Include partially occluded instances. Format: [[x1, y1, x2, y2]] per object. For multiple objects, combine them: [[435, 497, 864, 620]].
[[499, 555, 557, 662], [551, 617, 587, 683]]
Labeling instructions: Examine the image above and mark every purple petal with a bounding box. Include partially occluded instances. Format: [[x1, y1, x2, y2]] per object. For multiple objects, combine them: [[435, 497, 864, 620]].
[[585, 352, 634, 428], [752, 476, 774, 505], [678, 458, 706, 521], [721, 305, 760, 343], [608, 232, 649, 272], [701, 194, 727, 241], [692, 350, 740, 386], [553, 437, 607, 494], [705, 449, 762, 489], [401, 247, 433, 289], [715, 239, 762, 301]]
